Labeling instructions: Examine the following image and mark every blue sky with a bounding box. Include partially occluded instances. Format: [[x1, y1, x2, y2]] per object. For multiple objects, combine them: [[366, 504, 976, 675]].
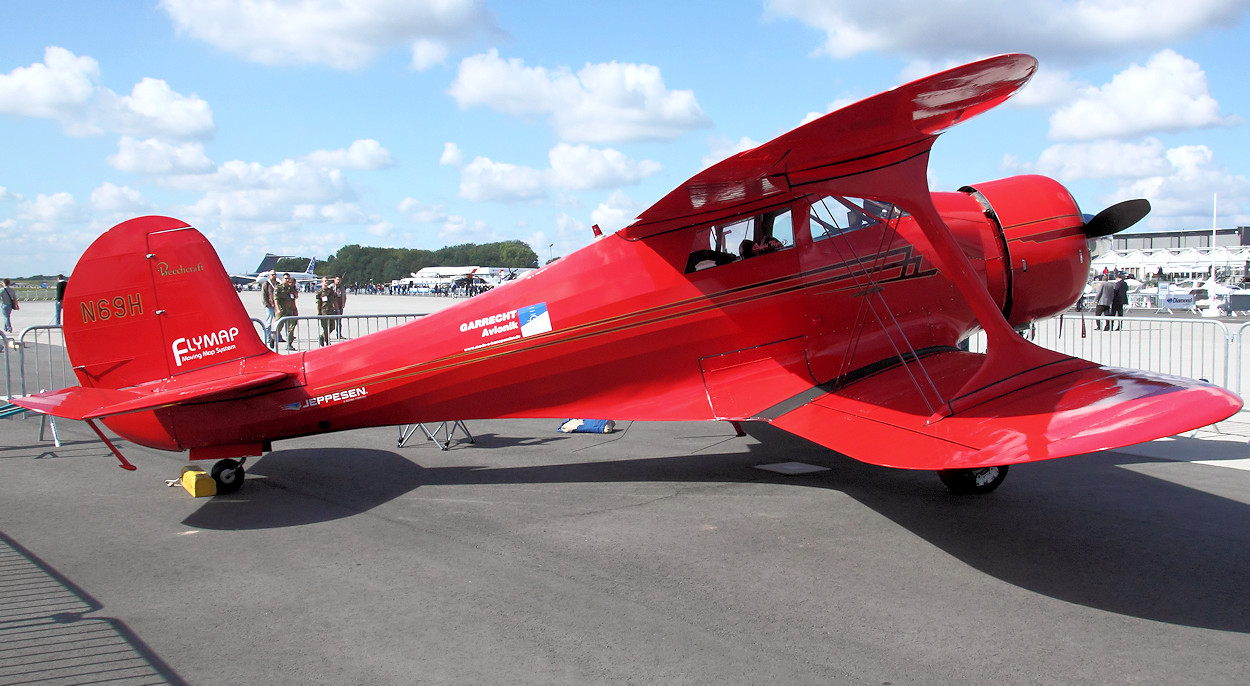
[[2, 0, 1248, 276]]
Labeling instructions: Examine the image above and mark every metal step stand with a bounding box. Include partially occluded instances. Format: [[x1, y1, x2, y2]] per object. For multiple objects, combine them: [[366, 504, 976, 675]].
[[397, 421, 475, 450]]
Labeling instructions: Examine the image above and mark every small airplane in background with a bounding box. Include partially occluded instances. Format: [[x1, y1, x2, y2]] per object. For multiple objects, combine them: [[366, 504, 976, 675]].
[[228, 254, 319, 287], [15, 54, 1240, 497]]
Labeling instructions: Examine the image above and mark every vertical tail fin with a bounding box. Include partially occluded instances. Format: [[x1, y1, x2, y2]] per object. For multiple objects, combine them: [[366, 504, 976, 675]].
[[65, 216, 271, 390]]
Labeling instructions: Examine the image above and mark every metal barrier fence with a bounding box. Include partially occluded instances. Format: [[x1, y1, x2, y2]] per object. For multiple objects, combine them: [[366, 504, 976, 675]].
[[19, 326, 72, 397], [6, 313, 1250, 407], [1, 332, 12, 400], [268, 313, 427, 352], [968, 314, 1237, 390]]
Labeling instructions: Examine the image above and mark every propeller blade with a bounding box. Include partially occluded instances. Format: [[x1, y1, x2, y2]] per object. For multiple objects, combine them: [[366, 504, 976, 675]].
[[1084, 198, 1150, 238]]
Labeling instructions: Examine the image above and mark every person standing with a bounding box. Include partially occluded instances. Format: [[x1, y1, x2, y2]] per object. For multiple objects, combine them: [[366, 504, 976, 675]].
[[54, 274, 67, 325], [332, 275, 347, 338], [315, 277, 335, 346], [0, 279, 17, 333], [1094, 275, 1115, 330], [274, 273, 299, 351], [260, 270, 279, 347], [1111, 273, 1129, 331]]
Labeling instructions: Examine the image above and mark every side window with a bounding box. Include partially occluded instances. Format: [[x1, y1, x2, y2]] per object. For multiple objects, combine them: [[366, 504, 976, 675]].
[[810, 196, 906, 241], [685, 223, 742, 272], [683, 206, 795, 272], [763, 209, 793, 249], [715, 218, 755, 254]]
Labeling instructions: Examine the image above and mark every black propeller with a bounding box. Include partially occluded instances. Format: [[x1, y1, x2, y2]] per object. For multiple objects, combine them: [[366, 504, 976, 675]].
[[1083, 198, 1150, 238]]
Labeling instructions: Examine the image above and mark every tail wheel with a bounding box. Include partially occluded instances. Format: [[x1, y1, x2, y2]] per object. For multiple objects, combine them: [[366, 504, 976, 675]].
[[210, 458, 246, 494], [938, 465, 1008, 495]]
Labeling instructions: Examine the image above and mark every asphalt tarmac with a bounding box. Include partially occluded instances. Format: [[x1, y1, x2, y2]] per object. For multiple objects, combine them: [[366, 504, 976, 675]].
[[3, 296, 1250, 684]]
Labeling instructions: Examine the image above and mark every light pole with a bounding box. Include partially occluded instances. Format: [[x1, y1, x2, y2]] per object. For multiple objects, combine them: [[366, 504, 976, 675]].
[[548, 243, 554, 263]]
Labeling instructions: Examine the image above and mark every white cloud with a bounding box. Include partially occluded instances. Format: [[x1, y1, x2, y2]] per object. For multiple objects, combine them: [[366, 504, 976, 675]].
[[0, 46, 214, 139], [109, 136, 215, 174], [318, 202, 371, 224], [449, 50, 711, 143], [17, 192, 84, 224], [439, 214, 495, 243], [546, 144, 662, 191], [456, 144, 663, 202], [304, 139, 396, 170], [764, 0, 1249, 61], [411, 39, 449, 70], [1011, 66, 1086, 108], [1050, 50, 1239, 141], [398, 197, 448, 223], [165, 157, 357, 224], [0, 46, 97, 124], [105, 77, 215, 140], [459, 157, 546, 202], [1032, 139, 1174, 181], [0, 187, 22, 202], [160, 0, 497, 70], [440, 142, 464, 166], [590, 190, 643, 233], [90, 183, 147, 213], [1113, 145, 1250, 229]]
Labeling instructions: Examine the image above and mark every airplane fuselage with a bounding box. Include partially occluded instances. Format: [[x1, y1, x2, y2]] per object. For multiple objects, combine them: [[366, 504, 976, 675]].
[[101, 175, 1089, 461]]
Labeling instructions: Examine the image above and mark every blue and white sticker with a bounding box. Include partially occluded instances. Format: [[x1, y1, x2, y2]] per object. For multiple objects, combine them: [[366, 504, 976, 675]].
[[518, 303, 552, 337]]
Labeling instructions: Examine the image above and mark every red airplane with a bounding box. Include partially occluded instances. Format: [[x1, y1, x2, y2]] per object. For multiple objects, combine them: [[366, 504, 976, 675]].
[[15, 54, 1241, 495]]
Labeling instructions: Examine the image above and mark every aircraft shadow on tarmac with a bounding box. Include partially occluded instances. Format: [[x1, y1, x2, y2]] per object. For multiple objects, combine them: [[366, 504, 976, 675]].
[[181, 423, 1250, 634]]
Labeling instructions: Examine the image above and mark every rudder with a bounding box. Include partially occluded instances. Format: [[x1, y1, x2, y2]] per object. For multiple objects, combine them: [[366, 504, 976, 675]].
[[65, 216, 271, 390]]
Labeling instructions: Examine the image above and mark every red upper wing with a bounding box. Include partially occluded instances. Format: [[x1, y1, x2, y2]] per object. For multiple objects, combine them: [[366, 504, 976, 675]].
[[619, 54, 1037, 239]]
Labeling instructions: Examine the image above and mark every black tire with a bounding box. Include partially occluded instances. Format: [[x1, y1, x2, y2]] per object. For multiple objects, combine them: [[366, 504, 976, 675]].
[[211, 458, 246, 494], [938, 465, 1008, 495]]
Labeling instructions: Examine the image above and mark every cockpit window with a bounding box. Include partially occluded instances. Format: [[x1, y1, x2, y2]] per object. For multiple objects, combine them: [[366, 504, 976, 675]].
[[685, 207, 795, 272], [810, 196, 907, 241]]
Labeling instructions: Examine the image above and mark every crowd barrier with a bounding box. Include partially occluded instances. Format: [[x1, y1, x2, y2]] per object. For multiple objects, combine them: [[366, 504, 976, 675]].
[[267, 313, 428, 352], [967, 314, 1242, 391], [6, 312, 1250, 407], [1, 332, 11, 401]]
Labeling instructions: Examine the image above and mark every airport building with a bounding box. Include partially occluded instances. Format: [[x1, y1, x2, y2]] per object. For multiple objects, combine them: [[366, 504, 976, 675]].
[[1097, 226, 1250, 282], [1113, 226, 1250, 250]]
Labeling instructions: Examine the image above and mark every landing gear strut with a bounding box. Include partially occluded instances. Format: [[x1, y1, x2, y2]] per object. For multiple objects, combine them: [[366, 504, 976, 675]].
[[210, 457, 247, 494], [938, 465, 1008, 495]]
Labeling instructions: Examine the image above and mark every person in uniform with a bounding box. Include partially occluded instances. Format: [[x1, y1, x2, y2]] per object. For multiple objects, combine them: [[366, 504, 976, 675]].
[[274, 273, 299, 350], [261, 270, 279, 347], [315, 277, 336, 346], [332, 275, 347, 338]]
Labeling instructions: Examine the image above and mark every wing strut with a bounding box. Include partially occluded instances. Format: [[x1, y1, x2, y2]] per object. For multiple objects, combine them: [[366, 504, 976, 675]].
[[812, 199, 947, 416], [85, 419, 138, 471], [821, 153, 1071, 419]]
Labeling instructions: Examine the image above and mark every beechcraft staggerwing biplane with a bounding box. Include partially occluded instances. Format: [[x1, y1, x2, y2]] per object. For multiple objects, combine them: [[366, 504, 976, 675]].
[[15, 54, 1241, 495]]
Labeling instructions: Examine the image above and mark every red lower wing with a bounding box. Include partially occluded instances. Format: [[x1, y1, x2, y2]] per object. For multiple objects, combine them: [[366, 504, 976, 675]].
[[768, 350, 1242, 470]]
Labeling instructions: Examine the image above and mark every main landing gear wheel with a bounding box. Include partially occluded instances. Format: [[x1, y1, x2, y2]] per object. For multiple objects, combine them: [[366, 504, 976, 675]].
[[938, 465, 1009, 495], [211, 458, 246, 494]]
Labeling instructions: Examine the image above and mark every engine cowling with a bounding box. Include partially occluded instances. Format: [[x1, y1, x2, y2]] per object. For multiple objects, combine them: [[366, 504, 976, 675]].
[[958, 175, 1089, 328]]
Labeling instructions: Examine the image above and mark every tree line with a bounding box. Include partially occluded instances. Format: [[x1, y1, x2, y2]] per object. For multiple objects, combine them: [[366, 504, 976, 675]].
[[292, 241, 539, 284]]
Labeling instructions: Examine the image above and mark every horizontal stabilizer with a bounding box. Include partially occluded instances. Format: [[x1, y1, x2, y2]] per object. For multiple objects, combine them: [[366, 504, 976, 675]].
[[12, 370, 292, 421], [767, 350, 1242, 470]]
